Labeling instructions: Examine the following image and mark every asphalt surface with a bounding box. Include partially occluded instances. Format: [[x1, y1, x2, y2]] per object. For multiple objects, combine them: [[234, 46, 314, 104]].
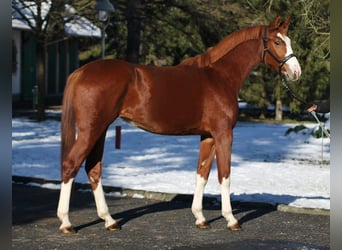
[[12, 182, 330, 250]]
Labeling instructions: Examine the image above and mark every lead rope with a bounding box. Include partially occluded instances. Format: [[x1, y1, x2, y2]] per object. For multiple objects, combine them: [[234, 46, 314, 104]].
[[310, 110, 330, 166], [281, 78, 330, 166], [280, 78, 330, 139], [309, 110, 330, 139]]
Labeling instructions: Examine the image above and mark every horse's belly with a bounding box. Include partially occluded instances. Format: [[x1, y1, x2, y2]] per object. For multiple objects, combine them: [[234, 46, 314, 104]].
[[119, 113, 203, 136]]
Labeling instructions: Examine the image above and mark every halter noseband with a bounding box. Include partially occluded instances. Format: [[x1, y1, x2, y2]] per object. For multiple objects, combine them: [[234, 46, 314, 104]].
[[262, 26, 296, 76]]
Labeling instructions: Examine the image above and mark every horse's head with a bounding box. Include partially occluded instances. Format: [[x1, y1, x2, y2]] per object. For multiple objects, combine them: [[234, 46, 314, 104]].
[[263, 16, 301, 81]]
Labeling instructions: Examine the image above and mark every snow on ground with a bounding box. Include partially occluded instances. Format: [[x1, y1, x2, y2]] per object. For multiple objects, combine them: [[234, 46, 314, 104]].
[[12, 115, 330, 209]]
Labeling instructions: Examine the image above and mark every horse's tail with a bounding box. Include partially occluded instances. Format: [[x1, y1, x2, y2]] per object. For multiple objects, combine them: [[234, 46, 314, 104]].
[[61, 73, 77, 164]]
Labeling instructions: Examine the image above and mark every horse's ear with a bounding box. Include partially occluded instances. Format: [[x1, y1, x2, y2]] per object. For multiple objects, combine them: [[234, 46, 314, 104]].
[[281, 17, 291, 33], [270, 16, 282, 29]]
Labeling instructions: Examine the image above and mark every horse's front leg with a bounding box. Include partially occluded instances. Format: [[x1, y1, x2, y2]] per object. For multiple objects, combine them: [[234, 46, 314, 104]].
[[192, 136, 216, 229], [220, 176, 241, 230], [214, 130, 241, 231]]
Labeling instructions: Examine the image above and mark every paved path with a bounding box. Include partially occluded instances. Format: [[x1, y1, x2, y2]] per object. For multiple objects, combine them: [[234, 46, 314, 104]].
[[12, 183, 329, 249]]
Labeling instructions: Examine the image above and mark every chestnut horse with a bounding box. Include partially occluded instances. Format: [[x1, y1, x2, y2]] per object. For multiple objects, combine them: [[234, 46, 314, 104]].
[[57, 16, 301, 233]]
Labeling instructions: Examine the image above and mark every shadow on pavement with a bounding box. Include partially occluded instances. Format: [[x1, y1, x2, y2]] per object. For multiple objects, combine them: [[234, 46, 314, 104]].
[[13, 182, 274, 233]]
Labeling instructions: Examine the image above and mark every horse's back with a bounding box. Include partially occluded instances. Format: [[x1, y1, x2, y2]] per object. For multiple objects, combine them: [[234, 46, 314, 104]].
[[67, 59, 134, 88]]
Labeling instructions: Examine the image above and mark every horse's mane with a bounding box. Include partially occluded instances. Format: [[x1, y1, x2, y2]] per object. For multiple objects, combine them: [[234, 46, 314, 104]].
[[180, 25, 264, 67]]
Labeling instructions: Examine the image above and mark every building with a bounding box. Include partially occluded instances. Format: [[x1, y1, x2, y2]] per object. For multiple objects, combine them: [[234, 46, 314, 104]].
[[12, 2, 101, 106]]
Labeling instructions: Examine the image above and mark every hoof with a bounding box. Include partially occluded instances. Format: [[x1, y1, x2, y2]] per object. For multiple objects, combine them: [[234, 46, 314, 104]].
[[228, 222, 242, 231], [196, 221, 211, 229], [106, 223, 121, 231], [60, 226, 77, 234]]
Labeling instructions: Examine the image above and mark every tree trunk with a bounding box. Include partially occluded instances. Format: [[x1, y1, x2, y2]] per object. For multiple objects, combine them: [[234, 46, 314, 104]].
[[275, 98, 283, 121], [259, 109, 265, 120], [125, 0, 142, 63], [35, 42, 46, 121], [275, 82, 282, 121]]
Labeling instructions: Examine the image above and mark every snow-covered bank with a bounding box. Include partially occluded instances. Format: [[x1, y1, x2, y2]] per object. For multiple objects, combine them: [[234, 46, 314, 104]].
[[12, 117, 330, 209]]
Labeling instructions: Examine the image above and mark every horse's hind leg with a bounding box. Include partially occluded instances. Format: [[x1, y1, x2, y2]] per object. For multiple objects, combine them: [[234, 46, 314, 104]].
[[57, 132, 98, 233], [192, 135, 215, 229], [57, 177, 75, 233], [57, 133, 102, 233], [85, 129, 120, 231], [58, 121, 113, 233]]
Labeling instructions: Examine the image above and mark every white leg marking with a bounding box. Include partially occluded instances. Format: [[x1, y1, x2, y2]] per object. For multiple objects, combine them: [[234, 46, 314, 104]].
[[221, 177, 238, 228], [191, 174, 208, 225], [57, 178, 74, 230], [93, 179, 117, 228]]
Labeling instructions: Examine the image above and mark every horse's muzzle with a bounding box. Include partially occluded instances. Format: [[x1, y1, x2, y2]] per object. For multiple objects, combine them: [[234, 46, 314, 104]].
[[282, 58, 301, 81]]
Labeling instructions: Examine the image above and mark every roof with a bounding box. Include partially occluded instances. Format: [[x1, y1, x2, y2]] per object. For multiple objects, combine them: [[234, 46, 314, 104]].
[[12, 18, 31, 31], [12, 1, 101, 38]]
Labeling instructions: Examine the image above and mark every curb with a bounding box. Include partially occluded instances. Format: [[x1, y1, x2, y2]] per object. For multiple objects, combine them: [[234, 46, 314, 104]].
[[12, 175, 329, 216]]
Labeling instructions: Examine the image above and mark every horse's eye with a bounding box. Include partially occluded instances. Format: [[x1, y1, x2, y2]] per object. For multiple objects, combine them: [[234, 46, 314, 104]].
[[274, 40, 281, 46]]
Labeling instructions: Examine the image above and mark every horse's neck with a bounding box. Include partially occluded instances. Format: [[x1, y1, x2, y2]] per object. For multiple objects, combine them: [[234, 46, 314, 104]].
[[211, 37, 263, 93], [181, 26, 263, 68], [207, 26, 263, 64]]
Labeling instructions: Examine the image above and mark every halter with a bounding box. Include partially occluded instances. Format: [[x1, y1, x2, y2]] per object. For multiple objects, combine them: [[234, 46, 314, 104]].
[[262, 27, 329, 138], [262, 26, 297, 76]]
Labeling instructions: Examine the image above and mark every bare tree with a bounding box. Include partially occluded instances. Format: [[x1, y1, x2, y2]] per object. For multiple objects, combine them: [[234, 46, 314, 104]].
[[13, 0, 97, 120], [13, 0, 69, 120]]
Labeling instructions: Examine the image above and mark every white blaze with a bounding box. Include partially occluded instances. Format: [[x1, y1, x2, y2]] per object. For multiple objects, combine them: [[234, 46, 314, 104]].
[[277, 33, 301, 81]]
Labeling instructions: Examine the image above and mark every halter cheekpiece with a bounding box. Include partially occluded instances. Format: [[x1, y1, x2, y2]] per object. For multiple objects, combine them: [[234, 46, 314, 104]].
[[262, 26, 296, 76]]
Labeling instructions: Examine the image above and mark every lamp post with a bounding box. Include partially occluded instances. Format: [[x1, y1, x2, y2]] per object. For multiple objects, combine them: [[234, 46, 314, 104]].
[[94, 0, 114, 59]]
